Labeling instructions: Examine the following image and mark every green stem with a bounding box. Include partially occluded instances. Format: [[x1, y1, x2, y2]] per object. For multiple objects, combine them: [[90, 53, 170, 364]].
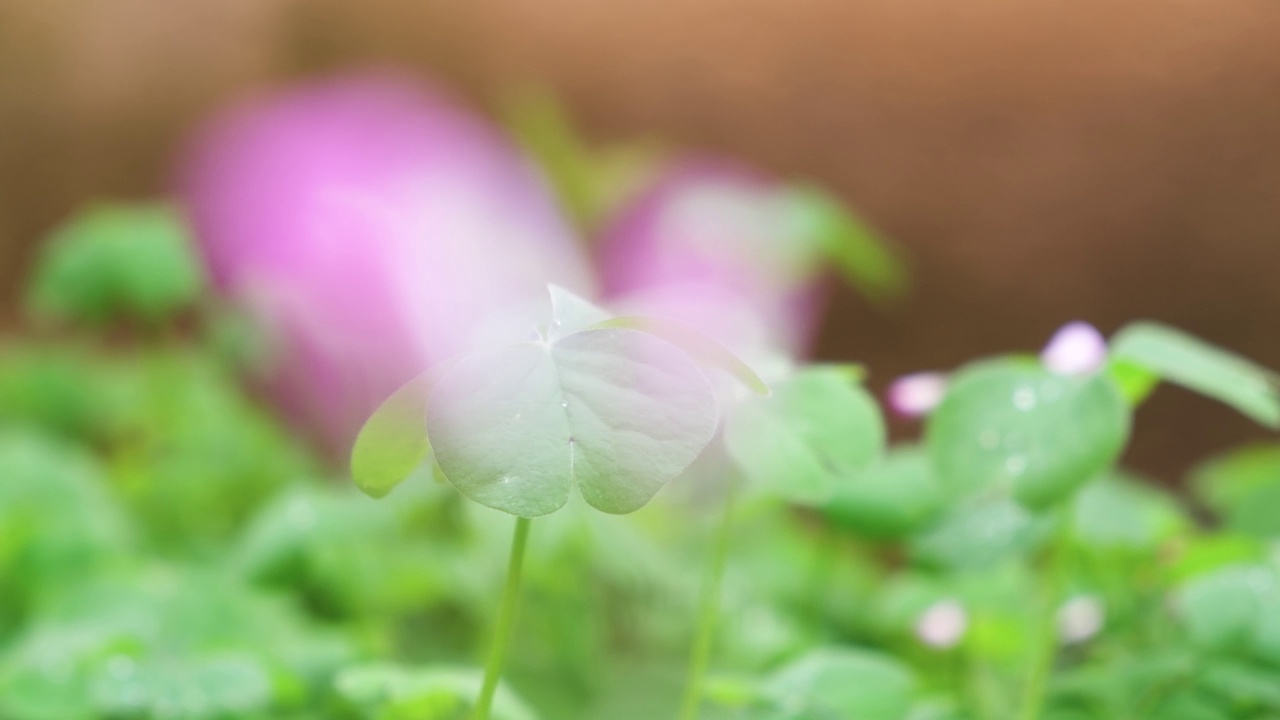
[[679, 487, 737, 720], [803, 519, 838, 642], [474, 516, 532, 720], [1015, 514, 1068, 720]]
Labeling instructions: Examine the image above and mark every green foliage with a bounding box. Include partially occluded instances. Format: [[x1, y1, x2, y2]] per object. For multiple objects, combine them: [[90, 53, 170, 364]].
[[1110, 322, 1280, 427], [725, 366, 884, 506], [10, 198, 1280, 719], [335, 664, 537, 720], [1191, 445, 1280, 538], [26, 203, 203, 326], [822, 445, 945, 539], [351, 370, 437, 499], [785, 186, 908, 304], [926, 359, 1130, 509], [357, 287, 733, 517], [705, 648, 920, 720]]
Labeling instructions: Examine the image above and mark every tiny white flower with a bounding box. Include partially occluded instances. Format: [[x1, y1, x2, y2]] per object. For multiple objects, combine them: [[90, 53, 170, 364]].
[[887, 372, 947, 418], [916, 599, 968, 649], [1057, 595, 1105, 644], [1041, 321, 1108, 376]]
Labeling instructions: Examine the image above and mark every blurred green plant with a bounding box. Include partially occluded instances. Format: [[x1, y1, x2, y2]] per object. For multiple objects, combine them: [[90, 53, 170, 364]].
[[5, 175, 1280, 720], [26, 204, 204, 327]]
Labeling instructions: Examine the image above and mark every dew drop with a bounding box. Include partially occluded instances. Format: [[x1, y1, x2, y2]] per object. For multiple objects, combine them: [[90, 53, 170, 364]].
[[1012, 386, 1037, 411], [560, 401, 569, 408], [1005, 455, 1028, 476]]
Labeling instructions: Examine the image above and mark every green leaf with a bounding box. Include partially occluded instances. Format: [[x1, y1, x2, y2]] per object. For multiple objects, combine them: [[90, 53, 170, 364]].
[[1110, 322, 1280, 427], [503, 86, 657, 231], [910, 494, 1053, 571], [427, 328, 718, 517], [591, 315, 769, 395], [1107, 357, 1160, 406], [823, 445, 946, 539], [1191, 445, 1280, 538], [335, 664, 537, 720], [351, 369, 439, 499], [926, 359, 1130, 509], [761, 648, 918, 720], [1176, 565, 1273, 653], [724, 366, 883, 505], [26, 203, 203, 325], [1069, 474, 1188, 551], [784, 186, 908, 304]]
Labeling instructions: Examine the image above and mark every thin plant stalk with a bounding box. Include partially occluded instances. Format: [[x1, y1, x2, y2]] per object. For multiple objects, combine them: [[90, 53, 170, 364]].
[[474, 516, 533, 720], [1015, 511, 1069, 720], [678, 485, 737, 720]]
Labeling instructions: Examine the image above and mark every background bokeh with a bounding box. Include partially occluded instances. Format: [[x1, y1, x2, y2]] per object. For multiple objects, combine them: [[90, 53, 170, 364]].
[[3, 0, 1280, 476]]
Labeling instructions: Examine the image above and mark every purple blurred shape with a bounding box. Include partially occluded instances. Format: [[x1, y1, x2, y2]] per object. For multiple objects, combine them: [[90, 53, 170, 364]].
[[597, 158, 825, 357], [179, 73, 592, 451], [1041, 321, 1108, 376], [886, 371, 948, 419]]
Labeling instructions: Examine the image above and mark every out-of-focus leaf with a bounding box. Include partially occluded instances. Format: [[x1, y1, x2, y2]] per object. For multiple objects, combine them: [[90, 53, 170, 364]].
[[503, 87, 658, 230], [725, 366, 883, 505], [911, 494, 1053, 571], [823, 445, 944, 538], [1175, 563, 1280, 665], [1190, 445, 1280, 538], [1167, 535, 1267, 583], [351, 369, 438, 499], [26, 203, 203, 325], [1070, 474, 1188, 551], [1110, 322, 1280, 427], [335, 664, 538, 720], [926, 359, 1130, 509], [0, 568, 352, 720], [0, 431, 132, 614], [785, 186, 908, 304], [761, 647, 918, 720], [1106, 357, 1160, 406]]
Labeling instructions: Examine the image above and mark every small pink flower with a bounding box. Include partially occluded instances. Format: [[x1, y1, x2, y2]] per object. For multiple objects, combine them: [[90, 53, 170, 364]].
[[1041, 321, 1108, 376], [916, 599, 968, 649], [886, 372, 947, 418], [1057, 595, 1105, 644]]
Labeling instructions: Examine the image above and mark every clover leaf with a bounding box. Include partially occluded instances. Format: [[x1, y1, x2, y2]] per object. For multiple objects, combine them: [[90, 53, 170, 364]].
[[350, 286, 757, 518], [1110, 322, 1280, 427], [926, 359, 1130, 509], [724, 366, 884, 505]]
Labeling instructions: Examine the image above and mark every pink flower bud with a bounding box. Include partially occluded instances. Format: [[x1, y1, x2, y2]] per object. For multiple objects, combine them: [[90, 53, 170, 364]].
[[178, 72, 592, 451], [597, 157, 826, 357], [886, 372, 947, 418], [1041, 321, 1108, 376], [1057, 595, 1105, 644], [916, 599, 968, 649]]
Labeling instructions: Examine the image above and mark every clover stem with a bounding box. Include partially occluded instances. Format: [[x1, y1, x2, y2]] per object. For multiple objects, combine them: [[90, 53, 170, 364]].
[[474, 516, 532, 720], [1015, 510, 1068, 720], [679, 485, 737, 720]]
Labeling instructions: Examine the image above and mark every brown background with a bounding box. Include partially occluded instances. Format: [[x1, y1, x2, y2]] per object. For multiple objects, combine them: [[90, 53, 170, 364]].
[[2, 0, 1279, 478]]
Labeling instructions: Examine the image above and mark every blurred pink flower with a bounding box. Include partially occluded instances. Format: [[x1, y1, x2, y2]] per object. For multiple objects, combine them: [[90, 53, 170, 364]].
[[916, 599, 967, 649], [178, 72, 592, 451], [886, 372, 948, 418], [597, 157, 826, 358], [1041, 321, 1108, 376]]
